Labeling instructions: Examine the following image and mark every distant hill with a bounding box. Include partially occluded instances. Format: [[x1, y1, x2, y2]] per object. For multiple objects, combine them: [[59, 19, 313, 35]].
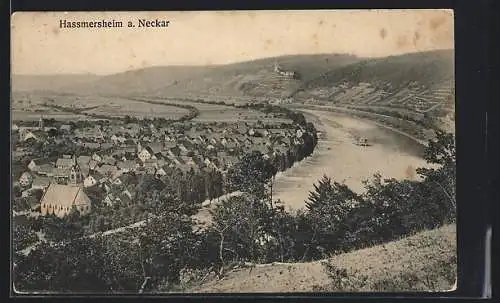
[[302, 50, 453, 92], [64, 66, 210, 96], [296, 50, 454, 118], [11, 74, 101, 93], [152, 54, 361, 98], [11, 54, 361, 98], [12, 50, 455, 123]]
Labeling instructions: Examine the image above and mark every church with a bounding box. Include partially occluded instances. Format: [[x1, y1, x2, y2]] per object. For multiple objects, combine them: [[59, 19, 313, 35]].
[[39, 183, 92, 218]]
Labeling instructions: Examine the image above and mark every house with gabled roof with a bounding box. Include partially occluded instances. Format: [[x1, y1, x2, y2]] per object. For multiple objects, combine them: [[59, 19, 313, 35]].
[[112, 149, 126, 158], [178, 144, 189, 156], [75, 127, 104, 141], [83, 142, 100, 150], [44, 126, 58, 133], [76, 155, 91, 167], [103, 189, 133, 207], [138, 148, 152, 163], [101, 142, 113, 151], [97, 163, 117, 175], [115, 146, 136, 159], [167, 154, 182, 166], [167, 145, 180, 157], [56, 157, 75, 170], [141, 165, 156, 175], [122, 188, 134, 200], [148, 142, 163, 154], [143, 159, 158, 169], [103, 192, 121, 207], [31, 175, 51, 191], [36, 164, 55, 177], [22, 131, 38, 142], [117, 160, 138, 173], [40, 184, 91, 218], [155, 167, 167, 177], [102, 155, 117, 166], [78, 163, 89, 177], [111, 134, 125, 145], [155, 158, 166, 168], [59, 124, 72, 132]]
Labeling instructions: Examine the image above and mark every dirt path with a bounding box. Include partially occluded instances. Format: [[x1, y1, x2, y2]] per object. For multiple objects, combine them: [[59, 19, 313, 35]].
[[272, 109, 430, 211]]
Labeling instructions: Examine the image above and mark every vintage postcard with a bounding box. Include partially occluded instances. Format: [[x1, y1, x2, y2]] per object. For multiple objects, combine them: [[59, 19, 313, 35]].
[[11, 10, 456, 294]]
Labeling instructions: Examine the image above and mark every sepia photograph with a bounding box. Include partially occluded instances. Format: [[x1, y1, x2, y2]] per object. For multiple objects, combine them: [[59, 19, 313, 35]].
[[10, 10, 456, 294]]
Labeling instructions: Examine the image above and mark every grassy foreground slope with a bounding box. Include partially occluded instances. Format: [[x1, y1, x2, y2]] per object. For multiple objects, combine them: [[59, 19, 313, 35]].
[[189, 224, 456, 293]]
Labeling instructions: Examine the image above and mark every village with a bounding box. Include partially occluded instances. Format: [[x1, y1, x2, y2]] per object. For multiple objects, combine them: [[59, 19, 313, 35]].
[[11, 114, 312, 219]]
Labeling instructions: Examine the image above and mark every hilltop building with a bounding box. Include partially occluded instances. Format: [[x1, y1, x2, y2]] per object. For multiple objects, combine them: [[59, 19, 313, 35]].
[[273, 61, 297, 79]]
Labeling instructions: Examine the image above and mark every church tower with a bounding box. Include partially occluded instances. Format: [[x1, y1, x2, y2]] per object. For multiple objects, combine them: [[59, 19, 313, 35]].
[[38, 116, 44, 130]]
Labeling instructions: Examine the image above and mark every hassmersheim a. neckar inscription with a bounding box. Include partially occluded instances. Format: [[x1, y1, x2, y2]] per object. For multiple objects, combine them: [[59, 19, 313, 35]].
[[59, 19, 170, 29]]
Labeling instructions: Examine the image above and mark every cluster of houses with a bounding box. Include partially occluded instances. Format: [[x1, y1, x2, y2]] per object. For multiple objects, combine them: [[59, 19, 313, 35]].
[[13, 117, 306, 218]]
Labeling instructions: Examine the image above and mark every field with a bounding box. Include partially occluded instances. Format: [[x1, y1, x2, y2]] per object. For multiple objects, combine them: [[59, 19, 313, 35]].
[[138, 99, 288, 123], [83, 102, 189, 120], [12, 110, 90, 122], [11, 94, 193, 121]]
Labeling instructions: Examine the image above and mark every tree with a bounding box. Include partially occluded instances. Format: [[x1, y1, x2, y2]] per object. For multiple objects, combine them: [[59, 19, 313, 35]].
[[416, 131, 456, 222], [13, 223, 39, 252], [228, 152, 274, 200], [14, 237, 108, 292], [209, 194, 273, 274], [303, 175, 363, 257], [261, 199, 300, 262], [136, 201, 199, 291]]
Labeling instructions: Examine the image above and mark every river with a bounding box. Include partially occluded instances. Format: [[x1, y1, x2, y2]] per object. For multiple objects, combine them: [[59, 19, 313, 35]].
[[271, 109, 430, 211]]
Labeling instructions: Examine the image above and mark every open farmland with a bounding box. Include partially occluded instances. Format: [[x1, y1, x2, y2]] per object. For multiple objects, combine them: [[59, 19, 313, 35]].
[[173, 101, 263, 123], [134, 98, 290, 123], [190, 102, 291, 123], [83, 102, 189, 120], [194, 105, 275, 123], [12, 110, 90, 122]]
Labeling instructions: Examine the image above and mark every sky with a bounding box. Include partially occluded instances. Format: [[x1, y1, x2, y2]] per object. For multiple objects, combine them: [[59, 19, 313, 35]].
[[11, 10, 454, 75]]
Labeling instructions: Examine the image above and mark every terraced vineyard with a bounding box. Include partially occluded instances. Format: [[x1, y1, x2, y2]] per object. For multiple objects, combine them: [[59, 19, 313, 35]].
[[293, 50, 454, 131]]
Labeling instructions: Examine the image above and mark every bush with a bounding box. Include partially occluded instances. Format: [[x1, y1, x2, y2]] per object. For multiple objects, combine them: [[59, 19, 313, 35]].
[[320, 261, 369, 291], [13, 223, 39, 252]]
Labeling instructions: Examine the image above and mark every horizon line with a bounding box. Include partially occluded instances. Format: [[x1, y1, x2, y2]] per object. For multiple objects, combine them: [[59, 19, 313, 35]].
[[12, 48, 453, 77]]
